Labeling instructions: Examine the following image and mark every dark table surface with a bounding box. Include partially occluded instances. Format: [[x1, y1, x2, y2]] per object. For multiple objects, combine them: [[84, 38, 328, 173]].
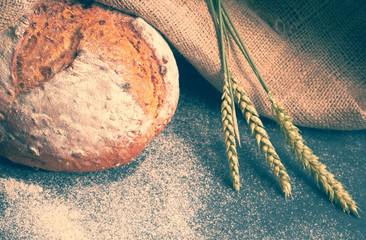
[[1, 55, 365, 239]]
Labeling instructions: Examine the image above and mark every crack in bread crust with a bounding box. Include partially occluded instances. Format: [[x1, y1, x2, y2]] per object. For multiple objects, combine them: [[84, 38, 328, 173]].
[[12, 2, 84, 94], [2, 0, 178, 172], [11, 1, 166, 121], [79, 4, 166, 120]]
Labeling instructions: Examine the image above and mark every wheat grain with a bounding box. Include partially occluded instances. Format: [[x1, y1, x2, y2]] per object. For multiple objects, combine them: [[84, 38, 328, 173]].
[[207, 0, 240, 191], [268, 93, 359, 217], [222, 81, 240, 191], [232, 80, 291, 197]]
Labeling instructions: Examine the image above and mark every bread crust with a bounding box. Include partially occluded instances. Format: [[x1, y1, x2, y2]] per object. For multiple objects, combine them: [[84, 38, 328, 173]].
[[0, 1, 179, 172]]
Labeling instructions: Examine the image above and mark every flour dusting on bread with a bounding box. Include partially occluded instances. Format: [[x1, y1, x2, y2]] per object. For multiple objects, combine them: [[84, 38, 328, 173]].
[[132, 18, 179, 133], [0, 1, 179, 172]]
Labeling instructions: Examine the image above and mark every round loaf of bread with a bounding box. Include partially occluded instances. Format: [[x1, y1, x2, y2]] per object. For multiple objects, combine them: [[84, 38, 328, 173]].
[[0, 1, 179, 172]]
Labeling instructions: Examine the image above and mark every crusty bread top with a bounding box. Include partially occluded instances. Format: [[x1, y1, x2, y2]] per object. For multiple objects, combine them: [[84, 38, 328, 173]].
[[130, 18, 179, 134], [0, 1, 179, 172], [11, 2, 84, 94], [11, 1, 179, 124]]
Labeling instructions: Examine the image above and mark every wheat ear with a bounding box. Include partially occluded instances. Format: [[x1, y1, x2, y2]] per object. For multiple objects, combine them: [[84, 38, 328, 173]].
[[268, 93, 360, 216], [222, 81, 240, 191], [232, 80, 292, 197]]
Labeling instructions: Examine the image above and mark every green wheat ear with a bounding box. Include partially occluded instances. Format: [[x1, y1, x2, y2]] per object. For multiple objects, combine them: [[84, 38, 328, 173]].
[[268, 93, 360, 217]]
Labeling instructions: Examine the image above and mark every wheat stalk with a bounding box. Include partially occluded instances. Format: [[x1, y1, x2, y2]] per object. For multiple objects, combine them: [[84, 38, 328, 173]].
[[207, 0, 240, 190], [208, 0, 359, 216], [232, 79, 292, 197], [222, 80, 240, 191], [268, 93, 360, 216]]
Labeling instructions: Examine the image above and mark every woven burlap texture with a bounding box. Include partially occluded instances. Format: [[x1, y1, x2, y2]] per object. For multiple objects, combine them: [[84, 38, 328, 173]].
[[1, 0, 365, 130]]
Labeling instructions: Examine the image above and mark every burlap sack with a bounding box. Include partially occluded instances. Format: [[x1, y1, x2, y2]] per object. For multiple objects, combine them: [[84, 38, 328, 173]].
[[1, 0, 365, 130]]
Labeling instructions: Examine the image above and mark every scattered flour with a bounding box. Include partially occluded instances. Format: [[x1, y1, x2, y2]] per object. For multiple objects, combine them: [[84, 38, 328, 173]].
[[0, 87, 363, 239], [0, 132, 208, 239]]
